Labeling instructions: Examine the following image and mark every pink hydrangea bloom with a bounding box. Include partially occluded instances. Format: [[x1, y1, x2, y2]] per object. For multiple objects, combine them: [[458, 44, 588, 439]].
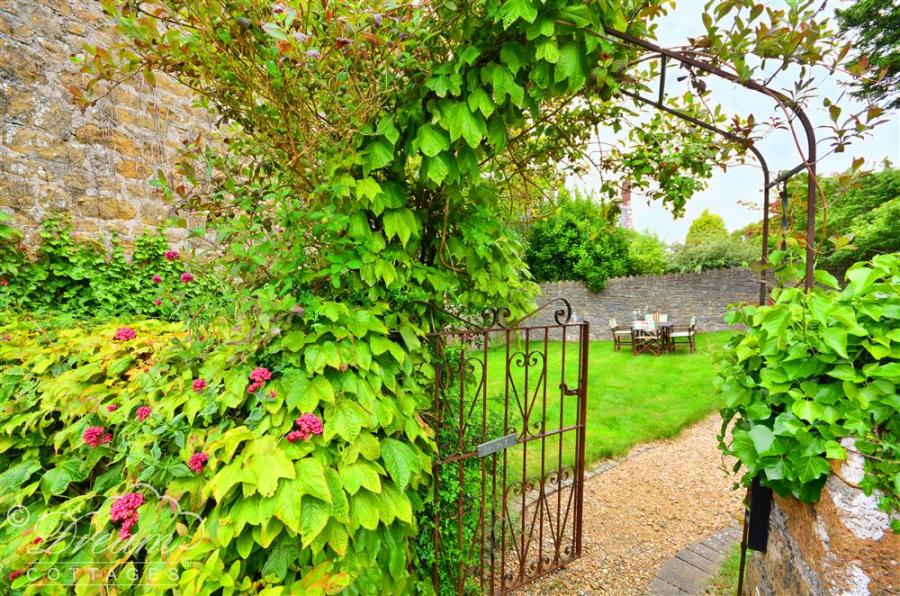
[[180, 272, 194, 283], [164, 250, 180, 261], [286, 430, 308, 443], [135, 406, 152, 422], [113, 327, 136, 341], [191, 378, 207, 392], [247, 381, 262, 394], [295, 413, 324, 436], [152, 274, 162, 284], [188, 452, 208, 474], [110, 492, 144, 540], [83, 426, 112, 447], [249, 367, 272, 383], [106, 404, 118, 412]]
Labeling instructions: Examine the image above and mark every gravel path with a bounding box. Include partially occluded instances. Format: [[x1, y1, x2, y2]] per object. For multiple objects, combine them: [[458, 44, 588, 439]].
[[522, 414, 743, 595]]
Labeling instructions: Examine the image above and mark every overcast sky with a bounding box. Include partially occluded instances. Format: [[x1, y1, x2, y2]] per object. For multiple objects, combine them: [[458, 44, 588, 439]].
[[569, 0, 900, 244]]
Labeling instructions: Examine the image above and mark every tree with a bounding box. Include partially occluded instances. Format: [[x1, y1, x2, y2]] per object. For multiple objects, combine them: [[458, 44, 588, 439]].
[[525, 196, 631, 292], [837, 0, 900, 109], [625, 230, 668, 275], [776, 166, 900, 272], [685, 209, 728, 246]]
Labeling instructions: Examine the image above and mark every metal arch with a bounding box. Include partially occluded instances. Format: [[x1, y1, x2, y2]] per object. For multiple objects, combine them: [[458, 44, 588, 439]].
[[615, 89, 772, 305], [586, 25, 818, 294]]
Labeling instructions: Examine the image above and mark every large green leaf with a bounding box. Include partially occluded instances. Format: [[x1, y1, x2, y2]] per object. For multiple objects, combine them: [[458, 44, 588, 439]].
[[295, 458, 332, 503], [416, 124, 450, 157], [380, 438, 418, 490]]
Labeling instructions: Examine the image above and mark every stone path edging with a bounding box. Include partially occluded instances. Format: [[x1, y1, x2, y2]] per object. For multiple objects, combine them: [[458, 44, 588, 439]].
[[645, 523, 742, 595]]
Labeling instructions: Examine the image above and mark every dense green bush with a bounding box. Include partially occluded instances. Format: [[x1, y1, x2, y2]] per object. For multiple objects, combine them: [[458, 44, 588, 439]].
[[625, 230, 668, 275], [667, 237, 758, 273], [0, 217, 227, 320], [0, 309, 433, 593], [716, 254, 899, 531], [525, 197, 631, 292]]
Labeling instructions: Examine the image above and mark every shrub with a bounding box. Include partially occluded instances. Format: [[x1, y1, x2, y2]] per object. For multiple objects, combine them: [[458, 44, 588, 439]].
[[0, 217, 227, 320], [716, 254, 900, 531], [625, 230, 668, 275], [525, 197, 631, 292], [0, 311, 433, 592], [667, 237, 758, 273]]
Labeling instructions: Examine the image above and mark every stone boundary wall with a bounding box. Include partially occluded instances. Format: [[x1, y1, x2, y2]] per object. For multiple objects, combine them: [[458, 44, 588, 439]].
[[0, 0, 212, 245], [745, 442, 899, 595], [533, 268, 758, 339]]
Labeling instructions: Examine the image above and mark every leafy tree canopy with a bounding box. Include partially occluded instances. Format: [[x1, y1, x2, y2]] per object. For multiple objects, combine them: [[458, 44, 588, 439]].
[[837, 0, 900, 109], [525, 193, 631, 292], [685, 209, 728, 246]]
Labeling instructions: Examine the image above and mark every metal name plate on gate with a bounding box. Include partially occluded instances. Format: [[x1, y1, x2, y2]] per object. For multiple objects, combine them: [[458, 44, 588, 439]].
[[477, 433, 518, 457]]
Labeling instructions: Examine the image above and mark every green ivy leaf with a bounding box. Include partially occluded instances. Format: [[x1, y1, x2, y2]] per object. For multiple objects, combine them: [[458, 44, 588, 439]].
[[295, 458, 332, 503], [497, 0, 538, 28], [748, 425, 776, 455], [298, 497, 330, 547], [555, 42, 587, 90], [383, 208, 418, 247], [381, 438, 418, 490], [416, 124, 450, 158], [364, 138, 394, 173]]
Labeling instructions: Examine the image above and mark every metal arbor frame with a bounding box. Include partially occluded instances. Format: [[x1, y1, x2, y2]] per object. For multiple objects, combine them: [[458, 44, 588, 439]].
[[593, 27, 818, 301], [591, 27, 821, 596]]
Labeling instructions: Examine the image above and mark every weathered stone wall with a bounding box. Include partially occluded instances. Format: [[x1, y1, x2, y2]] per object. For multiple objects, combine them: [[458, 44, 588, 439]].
[[0, 0, 211, 243], [533, 268, 759, 338], [745, 442, 900, 595]]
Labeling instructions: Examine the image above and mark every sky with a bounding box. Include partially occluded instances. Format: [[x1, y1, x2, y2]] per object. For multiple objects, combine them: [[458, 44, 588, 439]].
[[568, 0, 900, 244]]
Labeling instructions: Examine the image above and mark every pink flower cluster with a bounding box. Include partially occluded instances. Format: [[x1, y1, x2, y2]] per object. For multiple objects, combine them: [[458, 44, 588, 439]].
[[164, 250, 180, 261], [8, 569, 24, 582], [286, 413, 324, 443], [83, 426, 112, 447], [180, 272, 194, 283], [247, 367, 272, 394], [135, 406, 152, 422], [152, 274, 162, 284], [0, 278, 8, 286], [191, 378, 207, 392], [188, 452, 208, 474], [106, 404, 118, 412], [113, 327, 136, 341], [110, 492, 144, 539]]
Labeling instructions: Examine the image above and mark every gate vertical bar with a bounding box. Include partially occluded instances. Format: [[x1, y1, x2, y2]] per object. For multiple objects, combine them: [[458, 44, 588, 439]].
[[574, 322, 589, 555], [432, 334, 443, 593]]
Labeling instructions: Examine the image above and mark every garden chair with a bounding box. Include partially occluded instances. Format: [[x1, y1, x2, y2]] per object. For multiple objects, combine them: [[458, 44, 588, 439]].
[[609, 318, 632, 351], [631, 320, 663, 356], [670, 316, 697, 353]]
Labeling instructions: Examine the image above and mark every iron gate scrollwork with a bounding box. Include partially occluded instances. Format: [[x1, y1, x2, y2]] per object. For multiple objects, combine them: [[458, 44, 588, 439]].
[[428, 299, 589, 594]]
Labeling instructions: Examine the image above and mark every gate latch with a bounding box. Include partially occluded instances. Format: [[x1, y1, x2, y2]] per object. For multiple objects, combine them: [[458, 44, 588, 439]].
[[476, 433, 518, 458]]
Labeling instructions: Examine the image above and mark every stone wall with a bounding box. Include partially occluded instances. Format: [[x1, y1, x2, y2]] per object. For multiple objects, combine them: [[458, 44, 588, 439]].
[[533, 268, 759, 338], [0, 0, 211, 244], [745, 442, 900, 595]]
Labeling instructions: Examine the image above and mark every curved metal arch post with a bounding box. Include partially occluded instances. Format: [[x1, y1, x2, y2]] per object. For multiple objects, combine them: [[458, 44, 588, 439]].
[[596, 26, 818, 292], [616, 89, 772, 305]]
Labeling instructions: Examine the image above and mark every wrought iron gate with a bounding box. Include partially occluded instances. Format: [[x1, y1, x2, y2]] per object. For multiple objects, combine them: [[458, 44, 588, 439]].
[[429, 299, 589, 594]]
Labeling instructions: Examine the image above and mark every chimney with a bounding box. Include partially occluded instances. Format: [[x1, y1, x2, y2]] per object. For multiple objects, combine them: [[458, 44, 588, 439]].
[[619, 181, 633, 230]]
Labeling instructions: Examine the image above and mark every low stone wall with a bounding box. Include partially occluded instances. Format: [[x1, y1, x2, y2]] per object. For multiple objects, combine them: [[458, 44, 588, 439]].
[[533, 268, 758, 339], [745, 442, 900, 595]]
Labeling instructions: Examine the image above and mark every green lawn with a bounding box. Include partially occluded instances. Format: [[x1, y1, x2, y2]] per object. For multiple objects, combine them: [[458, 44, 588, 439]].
[[455, 331, 732, 471]]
